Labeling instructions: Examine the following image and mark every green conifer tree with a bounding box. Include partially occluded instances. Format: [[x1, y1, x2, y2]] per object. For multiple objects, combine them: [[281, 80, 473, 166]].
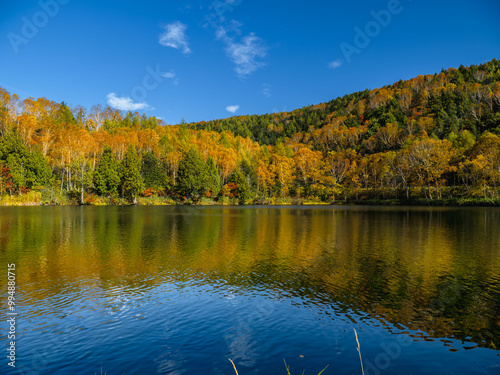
[[205, 156, 221, 198], [120, 145, 144, 204], [142, 151, 165, 190], [93, 146, 120, 196], [228, 170, 251, 204], [176, 148, 208, 200]]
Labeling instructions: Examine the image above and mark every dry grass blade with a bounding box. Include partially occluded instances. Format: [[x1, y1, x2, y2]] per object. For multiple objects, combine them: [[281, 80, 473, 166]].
[[283, 359, 329, 375], [284, 359, 292, 375], [353, 328, 365, 375], [317, 364, 329, 375], [94, 364, 106, 375], [229, 358, 239, 375]]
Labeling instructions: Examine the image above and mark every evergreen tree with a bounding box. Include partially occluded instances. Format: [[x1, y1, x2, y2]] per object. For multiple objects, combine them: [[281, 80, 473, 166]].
[[5, 154, 25, 191], [93, 146, 120, 196], [0, 134, 51, 191], [176, 147, 208, 200], [120, 145, 144, 203], [24, 150, 51, 188], [205, 157, 221, 198], [58, 102, 76, 124], [142, 151, 165, 190], [228, 170, 251, 204], [121, 111, 137, 128], [240, 159, 257, 191]]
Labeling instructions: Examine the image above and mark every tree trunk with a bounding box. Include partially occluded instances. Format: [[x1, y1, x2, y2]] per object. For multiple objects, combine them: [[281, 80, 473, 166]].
[[80, 169, 85, 205], [60, 169, 65, 195]]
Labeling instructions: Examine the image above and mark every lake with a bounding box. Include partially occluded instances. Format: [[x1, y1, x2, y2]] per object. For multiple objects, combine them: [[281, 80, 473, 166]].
[[0, 206, 499, 374]]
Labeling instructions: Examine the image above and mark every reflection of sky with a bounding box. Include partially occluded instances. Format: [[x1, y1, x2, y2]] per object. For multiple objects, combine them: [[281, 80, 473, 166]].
[[1, 206, 500, 374], [1, 274, 499, 374]]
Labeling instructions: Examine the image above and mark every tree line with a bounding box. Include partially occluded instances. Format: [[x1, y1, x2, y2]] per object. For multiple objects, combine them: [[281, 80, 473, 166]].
[[1, 59, 500, 204]]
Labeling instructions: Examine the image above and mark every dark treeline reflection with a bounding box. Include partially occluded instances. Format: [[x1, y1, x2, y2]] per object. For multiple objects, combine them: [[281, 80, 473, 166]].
[[1, 206, 500, 350]]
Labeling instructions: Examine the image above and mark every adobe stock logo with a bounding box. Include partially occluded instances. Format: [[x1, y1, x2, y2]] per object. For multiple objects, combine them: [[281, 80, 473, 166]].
[[338, 0, 405, 64], [7, 0, 70, 54]]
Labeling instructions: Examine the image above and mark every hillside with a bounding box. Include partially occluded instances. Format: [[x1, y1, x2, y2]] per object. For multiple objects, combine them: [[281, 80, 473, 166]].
[[1, 59, 500, 205], [191, 59, 500, 145]]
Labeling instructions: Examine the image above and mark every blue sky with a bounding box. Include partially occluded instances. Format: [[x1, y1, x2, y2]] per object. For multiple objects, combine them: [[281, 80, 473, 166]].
[[1, 0, 499, 125]]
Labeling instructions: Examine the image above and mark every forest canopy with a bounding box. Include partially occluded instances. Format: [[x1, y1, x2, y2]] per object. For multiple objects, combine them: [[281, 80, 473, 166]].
[[1, 59, 500, 205]]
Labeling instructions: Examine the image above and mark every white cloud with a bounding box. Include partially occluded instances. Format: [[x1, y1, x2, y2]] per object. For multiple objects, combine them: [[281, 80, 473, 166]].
[[206, 0, 241, 26], [162, 70, 179, 85], [106, 93, 151, 111], [262, 83, 271, 97], [159, 21, 191, 54], [162, 71, 175, 79], [328, 59, 343, 69], [217, 26, 266, 77], [226, 104, 239, 113]]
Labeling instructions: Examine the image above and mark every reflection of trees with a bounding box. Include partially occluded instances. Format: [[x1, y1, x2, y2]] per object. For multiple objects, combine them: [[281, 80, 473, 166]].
[[1, 206, 499, 349]]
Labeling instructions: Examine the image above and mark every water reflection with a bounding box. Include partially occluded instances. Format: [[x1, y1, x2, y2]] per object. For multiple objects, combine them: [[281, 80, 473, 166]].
[[0, 206, 499, 373]]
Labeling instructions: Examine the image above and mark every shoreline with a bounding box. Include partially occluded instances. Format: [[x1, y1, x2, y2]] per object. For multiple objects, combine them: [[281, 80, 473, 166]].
[[1, 197, 499, 207]]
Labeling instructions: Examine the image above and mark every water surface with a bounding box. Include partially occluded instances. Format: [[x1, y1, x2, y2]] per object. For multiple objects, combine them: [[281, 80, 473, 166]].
[[0, 206, 499, 374]]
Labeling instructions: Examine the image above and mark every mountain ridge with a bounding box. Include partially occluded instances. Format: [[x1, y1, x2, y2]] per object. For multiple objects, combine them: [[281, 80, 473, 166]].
[[189, 59, 500, 147]]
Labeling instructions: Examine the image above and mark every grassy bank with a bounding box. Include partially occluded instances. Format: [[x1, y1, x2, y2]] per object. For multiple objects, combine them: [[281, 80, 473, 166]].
[[0, 191, 42, 206], [2, 193, 499, 207], [343, 197, 500, 207], [1, 185, 499, 207]]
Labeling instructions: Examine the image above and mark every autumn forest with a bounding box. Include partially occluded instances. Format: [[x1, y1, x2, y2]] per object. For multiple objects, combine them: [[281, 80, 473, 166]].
[[1, 59, 500, 206]]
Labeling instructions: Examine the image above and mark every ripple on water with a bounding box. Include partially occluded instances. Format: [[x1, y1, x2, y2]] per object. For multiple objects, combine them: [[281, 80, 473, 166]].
[[2, 206, 500, 374]]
